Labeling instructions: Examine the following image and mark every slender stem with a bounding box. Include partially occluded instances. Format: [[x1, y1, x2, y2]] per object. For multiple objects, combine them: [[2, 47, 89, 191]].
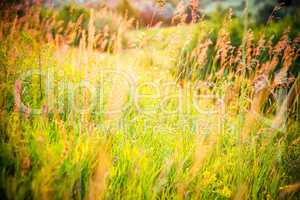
[[242, 0, 249, 68]]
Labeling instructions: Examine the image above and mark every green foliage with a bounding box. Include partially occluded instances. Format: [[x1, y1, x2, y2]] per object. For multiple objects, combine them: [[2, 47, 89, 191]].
[[57, 4, 90, 31]]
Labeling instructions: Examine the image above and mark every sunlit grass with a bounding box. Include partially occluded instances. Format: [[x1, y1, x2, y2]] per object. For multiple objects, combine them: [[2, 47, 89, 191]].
[[0, 4, 300, 200]]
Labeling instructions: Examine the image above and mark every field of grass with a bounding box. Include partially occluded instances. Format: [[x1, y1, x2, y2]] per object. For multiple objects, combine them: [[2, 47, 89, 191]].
[[0, 3, 300, 200]]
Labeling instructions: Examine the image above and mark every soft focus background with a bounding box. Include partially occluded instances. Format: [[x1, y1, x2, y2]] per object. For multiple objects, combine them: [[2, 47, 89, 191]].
[[0, 0, 300, 199]]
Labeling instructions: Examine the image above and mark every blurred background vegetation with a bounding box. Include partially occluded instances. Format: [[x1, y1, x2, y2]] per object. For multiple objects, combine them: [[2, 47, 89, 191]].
[[1, 0, 300, 25], [1, 0, 300, 48]]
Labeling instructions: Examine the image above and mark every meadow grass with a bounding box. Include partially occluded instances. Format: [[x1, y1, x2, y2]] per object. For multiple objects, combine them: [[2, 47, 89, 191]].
[[0, 5, 300, 200]]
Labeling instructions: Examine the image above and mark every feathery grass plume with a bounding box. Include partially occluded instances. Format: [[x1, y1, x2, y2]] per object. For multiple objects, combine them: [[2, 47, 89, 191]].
[[272, 76, 300, 130], [64, 21, 76, 45], [241, 0, 249, 69], [14, 79, 21, 113], [14, 79, 31, 119], [99, 25, 110, 52], [88, 9, 95, 52], [252, 34, 266, 78], [9, 16, 18, 39], [255, 35, 266, 58], [242, 73, 271, 139], [80, 9, 96, 127], [261, 56, 279, 76], [113, 12, 133, 54], [156, 0, 166, 9], [235, 47, 244, 75], [193, 38, 212, 68], [246, 30, 254, 71], [190, 0, 199, 24], [272, 42, 296, 88], [241, 27, 298, 139], [171, 1, 188, 25], [215, 9, 233, 78], [274, 29, 290, 55], [174, 31, 198, 87]]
